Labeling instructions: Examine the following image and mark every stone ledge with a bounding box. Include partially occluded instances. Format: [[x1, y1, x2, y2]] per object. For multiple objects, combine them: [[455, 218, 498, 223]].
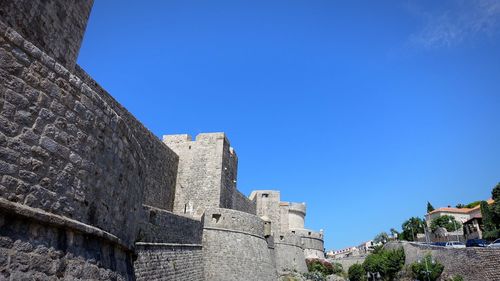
[[203, 226, 266, 240], [0, 198, 130, 250], [136, 242, 202, 248], [274, 241, 305, 248]]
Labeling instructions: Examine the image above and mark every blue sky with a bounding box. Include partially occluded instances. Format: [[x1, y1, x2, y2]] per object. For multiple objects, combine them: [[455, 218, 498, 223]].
[[77, 0, 500, 250]]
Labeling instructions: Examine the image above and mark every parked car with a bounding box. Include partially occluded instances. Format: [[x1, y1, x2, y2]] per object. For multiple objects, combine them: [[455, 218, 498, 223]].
[[487, 238, 500, 248], [431, 242, 446, 247], [444, 241, 466, 248], [466, 239, 489, 247]]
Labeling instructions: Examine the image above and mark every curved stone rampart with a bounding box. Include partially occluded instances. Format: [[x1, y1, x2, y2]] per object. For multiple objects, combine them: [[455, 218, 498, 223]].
[[0, 21, 178, 248], [274, 233, 307, 273], [202, 208, 277, 281], [0, 205, 134, 280], [293, 229, 325, 259], [0, 17, 178, 280], [288, 202, 306, 229], [134, 243, 204, 281]]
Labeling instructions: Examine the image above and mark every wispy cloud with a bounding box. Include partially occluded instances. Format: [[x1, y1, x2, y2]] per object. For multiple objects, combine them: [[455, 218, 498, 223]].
[[409, 0, 500, 49]]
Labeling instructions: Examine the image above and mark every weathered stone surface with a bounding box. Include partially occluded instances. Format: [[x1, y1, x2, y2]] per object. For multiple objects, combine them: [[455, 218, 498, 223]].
[[134, 244, 204, 281], [138, 205, 203, 245], [274, 234, 308, 274], [0, 212, 133, 281], [163, 133, 256, 218], [202, 208, 277, 281], [0, 23, 178, 249], [0, 0, 94, 69]]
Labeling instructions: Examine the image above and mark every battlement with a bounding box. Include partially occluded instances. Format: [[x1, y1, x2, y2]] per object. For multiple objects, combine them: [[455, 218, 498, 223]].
[[162, 132, 252, 218], [249, 190, 281, 201], [162, 134, 192, 143], [0, 0, 94, 69], [292, 229, 324, 240], [288, 202, 307, 215]]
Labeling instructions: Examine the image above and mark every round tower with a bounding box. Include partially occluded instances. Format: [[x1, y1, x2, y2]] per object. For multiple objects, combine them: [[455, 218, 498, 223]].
[[288, 202, 306, 230]]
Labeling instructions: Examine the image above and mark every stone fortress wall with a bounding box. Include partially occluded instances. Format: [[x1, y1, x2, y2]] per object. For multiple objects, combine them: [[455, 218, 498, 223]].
[[0, 1, 328, 280], [202, 208, 277, 281], [385, 242, 500, 281], [250, 190, 326, 274], [163, 133, 255, 218], [0, 0, 94, 70]]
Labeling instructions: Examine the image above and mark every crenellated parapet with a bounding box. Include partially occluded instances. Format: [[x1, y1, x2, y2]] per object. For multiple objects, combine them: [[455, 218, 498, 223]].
[[163, 132, 255, 218]]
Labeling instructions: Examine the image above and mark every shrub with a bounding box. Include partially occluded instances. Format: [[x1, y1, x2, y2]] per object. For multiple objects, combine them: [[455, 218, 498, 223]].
[[362, 247, 405, 281], [348, 264, 366, 281], [483, 228, 500, 240], [302, 271, 326, 281], [410, 255, 444, 281], [306, 258, 343, 276]]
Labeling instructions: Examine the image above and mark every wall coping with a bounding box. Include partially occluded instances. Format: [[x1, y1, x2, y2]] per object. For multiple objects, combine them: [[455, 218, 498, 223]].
[[0, 198, 131, 250], [135, 242, 202, 248], [204, 226, 266, 241], [274, 241, 305, 248]]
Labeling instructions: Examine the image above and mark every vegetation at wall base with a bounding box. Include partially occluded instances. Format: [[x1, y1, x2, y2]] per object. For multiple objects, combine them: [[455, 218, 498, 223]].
[[306, 258, 344, 278], [302, 271, 326, 281], [362, 247, 405, 281], [348, 264, 366, 281], [410, 254, 444, 281]]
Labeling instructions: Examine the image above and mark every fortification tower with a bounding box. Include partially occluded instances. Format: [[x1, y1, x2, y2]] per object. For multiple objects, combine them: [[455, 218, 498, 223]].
[[163, 132, 255, 218], [0, 0, 94, 69], [288, 202, 306, 230], [250, 190, 282, 236]]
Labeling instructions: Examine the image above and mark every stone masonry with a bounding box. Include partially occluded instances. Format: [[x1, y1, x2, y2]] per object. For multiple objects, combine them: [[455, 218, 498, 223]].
[[386, 241, 500, 281], [163, 133, 255, 218], [0, 0, 94, 70], [250, 190, 325, 273], [2, 1, 498, 280], [0, 2, 329, 280]]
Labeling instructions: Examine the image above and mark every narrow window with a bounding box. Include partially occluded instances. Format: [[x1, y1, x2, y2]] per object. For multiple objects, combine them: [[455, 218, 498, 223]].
[[212, 214, 221, 223]]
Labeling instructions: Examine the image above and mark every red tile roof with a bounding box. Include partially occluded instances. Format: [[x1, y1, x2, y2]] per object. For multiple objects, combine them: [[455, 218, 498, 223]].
[[427, 199, 494, 215]]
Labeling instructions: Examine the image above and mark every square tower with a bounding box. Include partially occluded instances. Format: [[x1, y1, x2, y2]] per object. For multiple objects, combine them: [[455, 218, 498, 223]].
[[163, 133, 239, 218]]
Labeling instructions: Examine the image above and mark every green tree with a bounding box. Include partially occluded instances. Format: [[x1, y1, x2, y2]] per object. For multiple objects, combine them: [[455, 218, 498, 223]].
[[348, 264, 366, 281], [481, 200, 495, 232], [464, 201, 481, 209], [362, 248, 405, 281], [410, 255, 444, 281], [482, 183, 500, 240], [400, 217, 425, 241], [373, 232, 389, 244], [390, 228, 399, 239], [427, 202, 435, 213], [430, 215, 461, 232], [491, 183, 500, 224]]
